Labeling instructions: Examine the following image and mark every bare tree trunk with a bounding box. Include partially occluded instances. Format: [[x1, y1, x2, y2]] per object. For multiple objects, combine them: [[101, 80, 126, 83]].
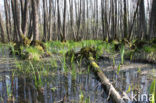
[[8, 0, 12, 40], [105, 0, 109, 41], [95, 0, 98, 39], [21, 0, 29, 36], [15, 0, 23, 42], [62, 0, 67, 42], [86, 0, 89, 39], [149, 0, 156, 39], [48, 0, 53, 41], [28, 9, 33, 39], [42, 0, 47, 42], [32, 0, 39, 41], [139, 0, 147, 40], [129, 0, 141, 40], [101, 0, 105, 40], [11, 0, 18, 42], [4, 0, 10, 41], [69, 0, 76, 40], [52, 0, 57, 40], [0, 13, 5, 43], [57, 0, 61, 41], [123, 0, 128, 39], [76, 0, 82, 41], [114, 0, 118, 39], [82, 0, 86, 40]]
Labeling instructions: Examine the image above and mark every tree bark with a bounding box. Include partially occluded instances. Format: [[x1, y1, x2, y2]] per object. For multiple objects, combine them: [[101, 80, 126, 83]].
[[11, 0, 18, 42], [42, 0, 47, 42], [0, 13, 5, 43], [21, 0, 29, 36], [149, 0, 156, 39], [48, 0, 53, 41], [101, 0, 105, 40], [62, 0, 67, 42], [123, 0, 128, 39], [128, 0, 141, 40], [15, 0, 23, 41], [4, 0, 10, 41], [57, 0, 61, 41], [32, 0, 39, 41], [139, 0, 147, 40]]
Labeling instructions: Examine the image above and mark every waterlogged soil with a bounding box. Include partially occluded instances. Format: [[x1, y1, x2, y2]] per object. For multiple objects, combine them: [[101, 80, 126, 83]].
[[0, 47, 156, 103]]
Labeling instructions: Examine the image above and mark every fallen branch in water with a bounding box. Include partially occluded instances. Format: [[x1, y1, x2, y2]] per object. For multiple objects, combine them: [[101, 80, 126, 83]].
[[66, 47, 130, 103], [88, 56, 130, 103]]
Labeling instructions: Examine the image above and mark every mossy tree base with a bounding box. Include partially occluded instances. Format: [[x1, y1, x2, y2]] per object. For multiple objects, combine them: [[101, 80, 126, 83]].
[[9, 38, 51, 60]]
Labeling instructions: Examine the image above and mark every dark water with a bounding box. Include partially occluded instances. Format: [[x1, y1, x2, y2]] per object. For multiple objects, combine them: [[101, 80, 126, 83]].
[[0, 72, 111, 103], [0, 47, 111, 103], [0, 47, 155, 103]]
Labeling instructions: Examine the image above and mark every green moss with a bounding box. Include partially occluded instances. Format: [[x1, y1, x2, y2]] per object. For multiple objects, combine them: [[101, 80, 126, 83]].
[[79, 47, 97, 58]]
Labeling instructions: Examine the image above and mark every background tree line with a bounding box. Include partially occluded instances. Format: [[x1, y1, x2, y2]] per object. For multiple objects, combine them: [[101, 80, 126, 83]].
[[0, 0, 156, 43]]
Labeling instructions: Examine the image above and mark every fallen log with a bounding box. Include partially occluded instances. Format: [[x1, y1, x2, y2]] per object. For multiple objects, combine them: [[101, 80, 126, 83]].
[[88, 56, 128, 103], [66, 47, 130, 103]]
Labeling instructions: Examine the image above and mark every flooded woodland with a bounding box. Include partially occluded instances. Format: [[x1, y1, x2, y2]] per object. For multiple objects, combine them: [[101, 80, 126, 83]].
[[0, 0, 156, 103]]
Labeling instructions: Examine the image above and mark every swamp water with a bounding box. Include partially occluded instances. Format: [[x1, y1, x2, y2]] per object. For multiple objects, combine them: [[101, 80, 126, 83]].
[[0, 46, 155, 103]]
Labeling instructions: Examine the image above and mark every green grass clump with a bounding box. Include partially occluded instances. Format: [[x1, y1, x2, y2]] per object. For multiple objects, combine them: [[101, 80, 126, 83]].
[[25, 47, 43, 61]]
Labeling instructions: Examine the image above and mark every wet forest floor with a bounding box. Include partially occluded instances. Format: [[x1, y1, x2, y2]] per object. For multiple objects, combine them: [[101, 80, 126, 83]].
[[0, 40, 156, 103]]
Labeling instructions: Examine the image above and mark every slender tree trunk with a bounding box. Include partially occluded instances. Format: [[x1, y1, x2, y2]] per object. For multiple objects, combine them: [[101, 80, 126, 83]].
[[57, 0, 61, 41], [48, 0, 53, 41], [149, 0, 156, 39], [8, 0, 12, 40], [70, 0, 76, 40], [123, 0, 128, 39], [15, 0, 23, 42], [21, 0, 29, 36], [11, 0, 18, 42], [4, 0, 10, 41], [96, 0, 98, 39], [101, 0, 105, 40], [28, 9, 33, 39], [139, 0, 147, 40], [129, 0, 141, 40], [32, 0, 39, 41], [86, 0, 89, 39], [42, 0, 47, 42], [0, 13, 5, 43], [105, 0, 110, 41], [62, 0, 67, 42]]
